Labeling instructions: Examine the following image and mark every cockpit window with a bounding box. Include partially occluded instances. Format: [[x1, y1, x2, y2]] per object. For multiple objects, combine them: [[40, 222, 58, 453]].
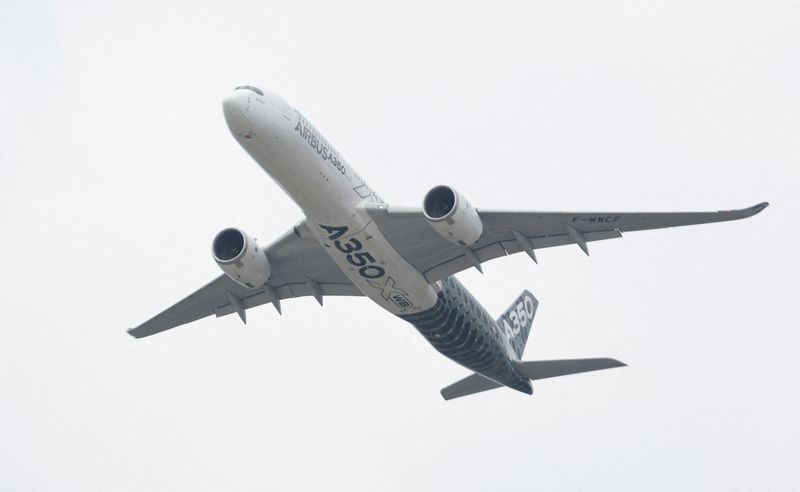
[[235, 85, 263, 96]]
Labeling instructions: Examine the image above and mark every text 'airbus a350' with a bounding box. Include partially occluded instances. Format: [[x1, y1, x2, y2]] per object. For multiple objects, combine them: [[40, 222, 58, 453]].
[[128, 85, 768, 400]]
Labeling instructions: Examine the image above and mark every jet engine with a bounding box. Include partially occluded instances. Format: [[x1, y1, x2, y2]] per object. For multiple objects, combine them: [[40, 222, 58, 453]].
[[212, 228, 271, 289], [422, 185, 483, 246]]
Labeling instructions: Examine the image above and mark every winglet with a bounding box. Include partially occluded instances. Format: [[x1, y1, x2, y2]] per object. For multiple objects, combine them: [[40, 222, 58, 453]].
[[719, 201, 770, 219], [749, 201, 769, 215]]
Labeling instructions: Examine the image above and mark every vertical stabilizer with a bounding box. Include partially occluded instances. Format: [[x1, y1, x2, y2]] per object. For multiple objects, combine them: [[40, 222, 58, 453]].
[[496, 290, 538, 359]]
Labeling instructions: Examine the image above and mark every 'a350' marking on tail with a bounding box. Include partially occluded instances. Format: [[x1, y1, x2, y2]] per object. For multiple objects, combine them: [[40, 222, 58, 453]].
[[501, 295, 536, 339]]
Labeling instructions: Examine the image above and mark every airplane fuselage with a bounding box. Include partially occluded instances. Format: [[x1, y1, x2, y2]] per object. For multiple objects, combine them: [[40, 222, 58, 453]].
[[222, 87, 533, 394], [129, 86, 765, 398]]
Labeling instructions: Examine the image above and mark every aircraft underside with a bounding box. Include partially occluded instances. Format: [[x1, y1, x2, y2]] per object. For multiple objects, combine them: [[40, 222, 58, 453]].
[[400, 277, 533, 394], [127, 85, 768, 400]]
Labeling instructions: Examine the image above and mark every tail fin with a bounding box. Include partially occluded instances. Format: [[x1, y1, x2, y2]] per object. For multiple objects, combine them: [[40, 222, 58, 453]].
[[496, 290, 538, 359]]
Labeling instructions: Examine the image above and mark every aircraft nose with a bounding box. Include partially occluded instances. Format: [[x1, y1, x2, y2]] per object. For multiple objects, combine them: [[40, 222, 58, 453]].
[[223, 89, 253, 138], [222, 89, 249, 115]]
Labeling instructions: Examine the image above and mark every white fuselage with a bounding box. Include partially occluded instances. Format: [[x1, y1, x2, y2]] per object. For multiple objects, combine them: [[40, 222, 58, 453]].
[[222, 88, 438, 315]]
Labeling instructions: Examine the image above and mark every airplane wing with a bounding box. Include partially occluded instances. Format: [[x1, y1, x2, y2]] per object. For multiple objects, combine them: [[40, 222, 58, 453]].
[[128, 221, 363, 338], [365, 202, 769, 283]]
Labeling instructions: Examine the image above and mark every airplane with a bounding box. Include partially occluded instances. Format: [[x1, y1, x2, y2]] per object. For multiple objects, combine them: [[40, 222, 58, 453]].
[[128, 85, 769, 400]]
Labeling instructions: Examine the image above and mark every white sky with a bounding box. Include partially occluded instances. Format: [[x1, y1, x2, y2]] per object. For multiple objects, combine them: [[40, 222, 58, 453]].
[[1, 0, 798, 490]]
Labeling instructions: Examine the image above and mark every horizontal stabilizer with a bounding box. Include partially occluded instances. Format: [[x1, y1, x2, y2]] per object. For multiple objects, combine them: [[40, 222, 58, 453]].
[[441, 373, 503, 400], [514, 358, 627, 380], [441, 358, 626, 400]]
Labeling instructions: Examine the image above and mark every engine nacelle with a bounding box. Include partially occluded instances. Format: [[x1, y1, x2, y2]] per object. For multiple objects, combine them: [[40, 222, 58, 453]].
[[422, 185, 483, 246], [212, 228, 271, 289]]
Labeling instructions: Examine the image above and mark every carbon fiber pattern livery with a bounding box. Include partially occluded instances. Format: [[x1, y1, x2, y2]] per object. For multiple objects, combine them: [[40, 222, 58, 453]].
[[399, 277, 533, 394]]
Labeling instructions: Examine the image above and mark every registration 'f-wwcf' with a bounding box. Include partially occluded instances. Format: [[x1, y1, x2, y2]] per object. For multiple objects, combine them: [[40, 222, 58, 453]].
[[129, 85, 768, 400]]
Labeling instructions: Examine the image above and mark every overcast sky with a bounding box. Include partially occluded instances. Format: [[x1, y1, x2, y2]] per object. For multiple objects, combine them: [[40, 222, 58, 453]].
[[1, 0, 798, 490]]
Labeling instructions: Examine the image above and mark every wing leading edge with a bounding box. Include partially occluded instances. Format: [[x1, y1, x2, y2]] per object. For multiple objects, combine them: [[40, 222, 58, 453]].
[[366, 202, 769, 282], [128, 221, 363, 338], [129, 202, 768, 338]]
